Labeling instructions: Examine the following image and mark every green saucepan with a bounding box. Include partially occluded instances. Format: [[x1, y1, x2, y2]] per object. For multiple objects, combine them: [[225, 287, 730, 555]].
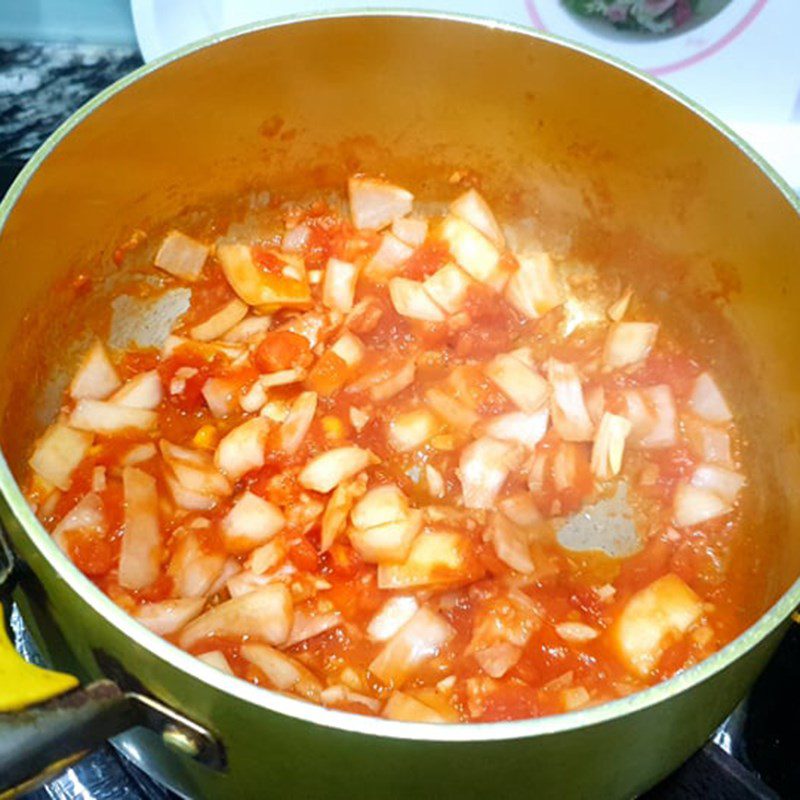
[[0, 11, 798, 799]]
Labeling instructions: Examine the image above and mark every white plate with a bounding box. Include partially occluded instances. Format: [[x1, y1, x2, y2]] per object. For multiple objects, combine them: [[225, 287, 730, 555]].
[[131, 0, 800, 187]]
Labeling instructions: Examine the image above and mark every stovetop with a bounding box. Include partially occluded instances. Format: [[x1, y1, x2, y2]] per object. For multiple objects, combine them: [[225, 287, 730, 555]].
[[1, 51, 799, 796]]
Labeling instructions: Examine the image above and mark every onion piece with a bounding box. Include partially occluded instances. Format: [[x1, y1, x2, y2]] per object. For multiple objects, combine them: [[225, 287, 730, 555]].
[[450, 188, 504, 248], [167, 529, 226, 598], [69, 399, 157, 435], [487, 513, 534, 574], [284, 610, 342, 647], [320, 474, 367, 551], [607, 287, 633, 322], [321, 685, 381, 713], [154, 230, 208, 281], [424, 387, 480, 432], [388, 409, 441, 452], [322, 258, 359, 312], [69, 340, 120, 400], [240, 381, 267, 413], [197, 650, 233, 674], [279, 391, 318, 455], [382, 691, 447, 723], [246, 538, 287, 575], [118, 466, 161, 590], [365, 361, 416, 402], [134, 598, 205, 636], [485, 353, 550, 414], [178, 583, 293, 649], [350, 509, 423, 564], [122, 442, 157, 466], [260, 368, 305, 388], [548, 359, 594, 442], [329, 331, 365, 368], [29, 423, 94, 491], [377, 530, 481, 590], [425, 465, 445, 499], [214, 417, 268, 480], [111, 370, 163, 410], [603, 322, 658, 370], [222, 314, 272, 344], [555, 622, 599, 643], [688, 372, 732, 423], [504, 252, 564, 319], [201, 377, 239, 419], [298, 446, 375, 493], [439, 215, 506, 291], [623, 385, 677, 449], [474, 643, 523, 679], [367, 596, 420, 642], [612, 573, 702, 677], [241, 643, 322, 702], [364, 233, 414, 282], [690, 464, 744, 504], [348, 176, 413, 231], [369, 607, 455, 686], [591, 412, 632, 480], [52, 492, 105, 551], [684, 419, 733, 467], [481, 409, 549, 450], [422, 263, 473, 314], [161, 440, 231, 500], [221, 491, 285, 553], [458, 437, 523, 509], [391, 217, 428, 247], [673, 483, 731, 527], [190, 298, 249, 341], [389, 277, 447, 322], [216, 242, 310, 311], [498, 492, 542, 528]]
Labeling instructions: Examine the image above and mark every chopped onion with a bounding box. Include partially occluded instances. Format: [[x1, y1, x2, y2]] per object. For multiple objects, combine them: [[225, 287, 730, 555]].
[[260, 368, 305, 388], [424, 387, 480, 432], [474, 643, 522, 679], [684, 418, 733, 467], [246, 538, 287, 575], [378, 530, 478, 590], [486, 353, 550, 414], [487, 513, 534, 574], [366, 360, 415, 402], [240, 380, 267, 413], [388, 409, 441, 452], [382, 691, 446, 722], [450, 188, 504, 248], [607, 287, 633, 322], [201, 377, 239, 419], [389, 277, 447, 322], [548, 359, 594, 442], [179, 583, 293, 649], [154, 230, 208, 281], [122, 442, 157, 465], [673, 483, 731, 527], [349, 485, 423, 563], [320, 474, 367, 551], [321, 685, 381, 713], [688, 372, 732, 423], [111, 370, 163, 410], [221, 491, 285, 553], [214, 417, 269, 480], [29, 423, 94, 490], [425, 465, 445, 499], [322, 258, 359, 312], [167, 529, 226, 597], [329, 331, 365, 368], [118, 466, 161, 590], [241, 642, 322, 702], [222, 314, 272, 344], [612, 573, 702, 676], [52, 492, 105, 551], [134, 598, 205, 636], [603, 322, 658, 370], [458, 436, 522, 509], [391, 217, 428, 247], [69, 340, 120, 400], [364, 233, 414, 282], [197, 650, 233, 674], [281, 222, 310, 252], [504, 252, 564, 319], [482, 409, 549, 450], [190, 298, 249, 341], [623, 384, 677, 449], [439, 215, 506, 291], [161, 440, 231, 500], [298, 446, 375, 493], [555, 621, 599, 643], [367, 596, 420, 642], [216, 242, 310, 310], [348, 176, 413, 231], [422, 263, 473, 314], [285, 610, 342, 647], [69, 399, 158, 435], [279, 391, 318, 455], [591, 412, 632, 480], [498, 492, 542, 528], [690, 464, 744, 504], [369, 607, 455, 686]]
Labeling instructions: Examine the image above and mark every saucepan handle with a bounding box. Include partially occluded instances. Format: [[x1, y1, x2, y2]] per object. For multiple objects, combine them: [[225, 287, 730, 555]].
[[0, 524, 225, 798]]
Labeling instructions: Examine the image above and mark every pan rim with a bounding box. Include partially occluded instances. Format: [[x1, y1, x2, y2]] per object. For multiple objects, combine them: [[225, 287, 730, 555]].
[[1, 8, 798, 744]]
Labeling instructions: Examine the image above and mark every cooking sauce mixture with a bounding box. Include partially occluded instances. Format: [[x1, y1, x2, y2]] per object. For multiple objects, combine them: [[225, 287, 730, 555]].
[[24, 177, 751, 722]]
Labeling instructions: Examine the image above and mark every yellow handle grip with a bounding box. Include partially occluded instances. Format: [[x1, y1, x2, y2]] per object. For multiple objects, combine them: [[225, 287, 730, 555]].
[[0, 618, 78, 713]]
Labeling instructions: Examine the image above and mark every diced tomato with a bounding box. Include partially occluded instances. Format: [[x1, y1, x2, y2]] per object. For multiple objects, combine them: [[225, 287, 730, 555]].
[[402, 241, 450, 280], [68, 531, 113, 576], [305, 351, 349, 395], [288, 537, 320, 572], [254, 330, 313, 372], [251, 245, 288, 276]]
